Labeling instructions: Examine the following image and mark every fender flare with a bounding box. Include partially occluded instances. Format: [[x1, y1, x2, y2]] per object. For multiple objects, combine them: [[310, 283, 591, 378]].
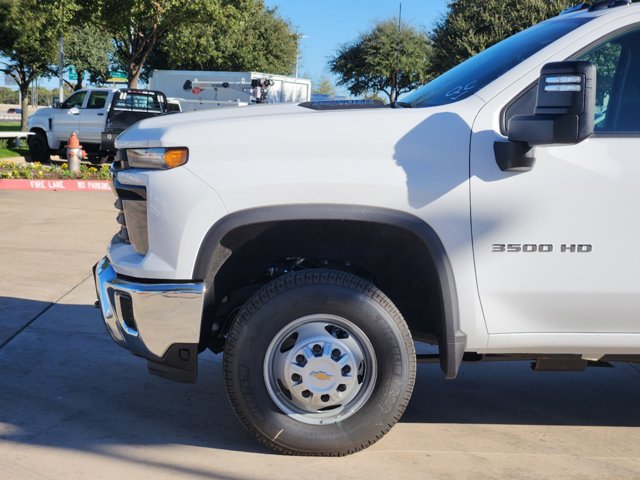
[[193, 204, 466, 378], [29, 125, 59, 151]]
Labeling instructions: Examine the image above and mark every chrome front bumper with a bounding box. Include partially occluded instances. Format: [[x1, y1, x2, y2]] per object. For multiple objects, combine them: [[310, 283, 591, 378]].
[[93, 256, 205, 369]]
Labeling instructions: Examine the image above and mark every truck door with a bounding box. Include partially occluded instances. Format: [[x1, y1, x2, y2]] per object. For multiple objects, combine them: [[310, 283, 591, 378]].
[[470, 27, 640, 335], [54, 90, 86, 143], [79, 91, 110, 144]]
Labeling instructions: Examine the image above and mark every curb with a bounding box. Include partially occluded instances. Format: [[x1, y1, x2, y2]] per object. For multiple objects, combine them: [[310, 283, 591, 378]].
[[0, 179, 111, 191]]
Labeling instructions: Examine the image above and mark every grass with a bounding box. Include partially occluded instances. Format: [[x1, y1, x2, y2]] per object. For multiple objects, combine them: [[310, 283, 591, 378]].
[[0, 120, 30, 159], [0, 121, 20, 132]]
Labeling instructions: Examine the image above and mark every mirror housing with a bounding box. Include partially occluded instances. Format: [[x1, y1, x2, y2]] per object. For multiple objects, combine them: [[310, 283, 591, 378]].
[[496, 61, 596, 172], [508, 61, 596, 146]]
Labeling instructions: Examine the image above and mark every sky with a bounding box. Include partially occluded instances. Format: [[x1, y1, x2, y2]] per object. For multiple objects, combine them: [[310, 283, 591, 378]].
[[264, 0, 449, 92]]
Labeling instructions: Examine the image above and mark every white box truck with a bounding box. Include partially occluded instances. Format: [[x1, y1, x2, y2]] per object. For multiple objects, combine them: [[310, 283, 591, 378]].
[[148, 70, 311, 112]]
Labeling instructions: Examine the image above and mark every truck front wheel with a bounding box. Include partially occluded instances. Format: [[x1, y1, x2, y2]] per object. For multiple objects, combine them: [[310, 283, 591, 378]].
[[27, 131, 50, 163], [223, 269, 416, 456]]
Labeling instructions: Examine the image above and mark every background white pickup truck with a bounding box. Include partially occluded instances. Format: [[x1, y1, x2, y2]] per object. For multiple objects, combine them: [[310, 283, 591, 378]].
[[27, 88, 175, 163], [95, 1, 640, 456]]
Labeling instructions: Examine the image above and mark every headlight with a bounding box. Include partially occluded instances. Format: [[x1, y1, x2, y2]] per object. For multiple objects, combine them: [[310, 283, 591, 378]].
[[125, 147, 189, 169]]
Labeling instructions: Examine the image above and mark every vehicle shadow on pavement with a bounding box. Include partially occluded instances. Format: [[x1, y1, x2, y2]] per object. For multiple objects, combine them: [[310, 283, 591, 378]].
[[405, 358, 640, 427], [2, 296, 640, 468], [0, 297, 269, 461]]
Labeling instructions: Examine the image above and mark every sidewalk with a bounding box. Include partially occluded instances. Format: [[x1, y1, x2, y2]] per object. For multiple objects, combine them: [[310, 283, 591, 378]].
[[0, 190, 115, 345]]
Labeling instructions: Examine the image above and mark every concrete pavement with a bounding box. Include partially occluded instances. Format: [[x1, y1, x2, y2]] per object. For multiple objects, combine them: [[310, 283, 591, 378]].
[[1, 190, 639, 480]]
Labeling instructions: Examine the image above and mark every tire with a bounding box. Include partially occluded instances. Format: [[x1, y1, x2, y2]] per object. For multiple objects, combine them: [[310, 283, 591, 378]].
[[223, 269, 416, 456], [27, 131, 50, 163]]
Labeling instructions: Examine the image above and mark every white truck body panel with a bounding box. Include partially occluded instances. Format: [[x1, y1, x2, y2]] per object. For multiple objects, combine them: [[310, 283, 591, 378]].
[[470, 8, 640, 341], [148, 70, 311, 110]]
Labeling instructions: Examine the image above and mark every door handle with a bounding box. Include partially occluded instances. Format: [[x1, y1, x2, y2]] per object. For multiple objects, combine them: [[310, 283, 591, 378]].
[[97, 113, 105, 116]]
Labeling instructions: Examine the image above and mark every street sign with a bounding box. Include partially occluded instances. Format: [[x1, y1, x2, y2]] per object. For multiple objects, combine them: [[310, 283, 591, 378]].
[[68, 66, 77, 81], [107, 71, 128, 84]]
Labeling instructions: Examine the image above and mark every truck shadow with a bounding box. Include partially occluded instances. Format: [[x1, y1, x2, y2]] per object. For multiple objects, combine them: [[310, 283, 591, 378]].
[[0, 297, 268, 458], [1, 296, 639, 468], [405, 359, 640, 426]]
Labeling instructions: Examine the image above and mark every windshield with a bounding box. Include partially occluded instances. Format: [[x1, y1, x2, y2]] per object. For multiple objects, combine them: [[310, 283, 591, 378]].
[[402, 16, 592, 107]]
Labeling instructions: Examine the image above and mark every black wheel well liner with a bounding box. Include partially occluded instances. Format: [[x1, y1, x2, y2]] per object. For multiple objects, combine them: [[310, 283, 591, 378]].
[[193, 205, 466, 378], [28, 127, 47, 139]]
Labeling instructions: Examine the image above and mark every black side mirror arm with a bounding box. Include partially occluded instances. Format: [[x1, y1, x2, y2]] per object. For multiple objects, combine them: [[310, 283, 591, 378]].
[[494, 141, 534, 172]]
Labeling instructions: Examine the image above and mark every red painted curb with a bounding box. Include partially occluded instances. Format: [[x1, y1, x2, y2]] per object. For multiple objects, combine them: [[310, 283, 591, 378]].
[[0, 179, 112, 191]]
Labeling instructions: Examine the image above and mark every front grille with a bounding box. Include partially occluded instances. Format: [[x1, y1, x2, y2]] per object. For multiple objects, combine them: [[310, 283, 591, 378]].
[[113, 175, 148, 255]]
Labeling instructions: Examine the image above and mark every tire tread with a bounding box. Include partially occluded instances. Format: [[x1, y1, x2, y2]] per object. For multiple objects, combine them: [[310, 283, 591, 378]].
[[224, 269, 416, 456]]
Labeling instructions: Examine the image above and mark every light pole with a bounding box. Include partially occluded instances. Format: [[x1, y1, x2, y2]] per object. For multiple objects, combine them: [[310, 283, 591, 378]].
[[295, 35, 309, 78], [58, 0, 64, 103], [58, 33, 64, 103]]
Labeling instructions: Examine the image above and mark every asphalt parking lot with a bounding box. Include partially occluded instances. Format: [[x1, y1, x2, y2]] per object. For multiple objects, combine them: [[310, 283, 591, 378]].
[[1, 190, 640, 480]]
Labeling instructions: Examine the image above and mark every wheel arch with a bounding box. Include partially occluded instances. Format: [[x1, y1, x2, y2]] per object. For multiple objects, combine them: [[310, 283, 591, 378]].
[[194, 205, 466, 378], [30, 125, 60, 147], [26, 127, 55, 162]]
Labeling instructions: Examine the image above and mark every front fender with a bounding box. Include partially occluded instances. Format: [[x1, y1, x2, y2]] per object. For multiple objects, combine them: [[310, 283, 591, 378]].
[[28, 117, 60, 150], [194, 204, 467, 379]]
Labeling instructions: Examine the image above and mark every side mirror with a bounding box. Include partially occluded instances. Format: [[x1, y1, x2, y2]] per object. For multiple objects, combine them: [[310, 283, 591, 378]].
[[509, 61, 596, 145], [495, 61, 596, 172], [68, 107, 80, 116]]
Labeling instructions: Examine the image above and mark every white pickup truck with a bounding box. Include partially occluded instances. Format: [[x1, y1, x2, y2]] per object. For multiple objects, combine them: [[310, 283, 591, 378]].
[[27, 88, 175, 163], [94, 1, 640, 456]]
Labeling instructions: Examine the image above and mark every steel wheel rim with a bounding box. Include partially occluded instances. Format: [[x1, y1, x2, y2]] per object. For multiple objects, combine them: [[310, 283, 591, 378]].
[[263, 314, 377, 425]]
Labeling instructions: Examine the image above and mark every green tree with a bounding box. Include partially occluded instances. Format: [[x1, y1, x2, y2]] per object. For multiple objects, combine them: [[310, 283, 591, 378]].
[[430, 0, 573, 77], [0, 86, 19, 104], [328, 19, 432, 104], [0, 0, 73, 129], [62, 24, 115, 90], [34, 86, 57, 106], [79, 0, 205, 88], [312, 76, 336, 96], [148, 0, 298, 76]]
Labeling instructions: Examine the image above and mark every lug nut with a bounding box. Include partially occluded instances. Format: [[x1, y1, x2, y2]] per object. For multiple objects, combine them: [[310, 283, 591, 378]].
[[337, 384, 346, 392], [291, 373, 301, 382], [342, 365, 351, 375], [321, 394, 330, 402], [296, 354, 306, 365], [301, 390, 311, 398], [331, 348, 341, 359], [312, 344, 322, 355]]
